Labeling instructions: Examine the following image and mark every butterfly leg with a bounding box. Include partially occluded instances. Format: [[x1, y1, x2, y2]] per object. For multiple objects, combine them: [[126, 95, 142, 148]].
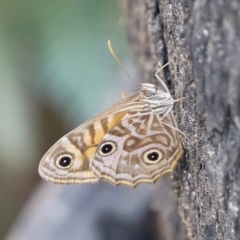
[[158, 105, 173, 121], [155, 69, 170, 94], [157, 112, 188, 140]]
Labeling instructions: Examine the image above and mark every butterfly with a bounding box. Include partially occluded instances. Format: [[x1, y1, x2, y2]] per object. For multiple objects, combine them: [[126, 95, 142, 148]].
[[38, 65, 184, 188]]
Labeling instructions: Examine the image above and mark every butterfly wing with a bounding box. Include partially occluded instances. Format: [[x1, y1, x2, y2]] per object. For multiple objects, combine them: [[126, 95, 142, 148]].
[[38, 94, 142, 184], [89, 110, 183, 187]]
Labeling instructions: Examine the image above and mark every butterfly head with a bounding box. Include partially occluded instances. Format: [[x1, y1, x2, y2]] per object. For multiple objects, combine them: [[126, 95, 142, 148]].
[[140, 83, 173, 110], [140, 83, 158, 97]]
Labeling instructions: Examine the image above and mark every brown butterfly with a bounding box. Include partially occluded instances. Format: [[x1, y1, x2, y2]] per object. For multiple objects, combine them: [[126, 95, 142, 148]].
[[38, 68, 183, 188]]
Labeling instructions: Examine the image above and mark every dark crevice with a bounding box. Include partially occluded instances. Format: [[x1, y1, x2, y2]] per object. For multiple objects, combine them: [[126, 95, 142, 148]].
[[157, 4, 172, 90], [152, 0, 160, 18]]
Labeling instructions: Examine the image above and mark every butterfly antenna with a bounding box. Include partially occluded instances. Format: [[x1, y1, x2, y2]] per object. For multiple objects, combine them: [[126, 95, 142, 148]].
[[107, 40, 137, 85], [155, 55, 175, 93], [155, 54, 175, 76]]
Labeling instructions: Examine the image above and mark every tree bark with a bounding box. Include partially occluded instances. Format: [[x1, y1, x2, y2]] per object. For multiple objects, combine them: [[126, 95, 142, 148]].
[[121, 0, 240, 239]]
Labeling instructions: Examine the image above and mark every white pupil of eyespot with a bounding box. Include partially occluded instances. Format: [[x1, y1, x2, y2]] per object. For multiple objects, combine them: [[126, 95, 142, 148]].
[[101, 144, 113, 153], [99, 142, 116, 156], [60, 157, 71, 166], [147, 152, 159, 160], [143, 149, 162, 164], [56, 155, 72, 168]]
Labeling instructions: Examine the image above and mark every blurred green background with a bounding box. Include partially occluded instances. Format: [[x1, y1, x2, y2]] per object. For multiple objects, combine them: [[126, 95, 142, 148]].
[[0, 0, 128, 238]]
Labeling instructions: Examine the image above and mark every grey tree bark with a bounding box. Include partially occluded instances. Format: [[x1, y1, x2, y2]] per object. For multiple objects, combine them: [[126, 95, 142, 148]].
[[121, 0, 240, 239]]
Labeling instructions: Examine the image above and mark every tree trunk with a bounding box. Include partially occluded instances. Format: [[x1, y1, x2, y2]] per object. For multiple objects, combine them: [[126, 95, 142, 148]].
[[121, 0, 240, 239]]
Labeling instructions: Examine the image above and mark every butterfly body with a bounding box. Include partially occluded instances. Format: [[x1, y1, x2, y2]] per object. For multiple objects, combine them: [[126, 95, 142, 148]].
[[39, 83, 183, 187]]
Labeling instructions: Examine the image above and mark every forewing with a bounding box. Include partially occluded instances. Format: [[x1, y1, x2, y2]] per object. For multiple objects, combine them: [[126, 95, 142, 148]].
[[38, 94, 141, 184]]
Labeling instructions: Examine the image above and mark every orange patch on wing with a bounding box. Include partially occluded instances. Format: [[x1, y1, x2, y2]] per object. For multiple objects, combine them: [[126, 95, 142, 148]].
[[93, 111, 127, 144], [85, 146, 98, 160]]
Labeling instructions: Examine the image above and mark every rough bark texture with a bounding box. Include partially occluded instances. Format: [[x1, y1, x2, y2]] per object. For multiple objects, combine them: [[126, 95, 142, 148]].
[[121, 0, 240, 239]]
